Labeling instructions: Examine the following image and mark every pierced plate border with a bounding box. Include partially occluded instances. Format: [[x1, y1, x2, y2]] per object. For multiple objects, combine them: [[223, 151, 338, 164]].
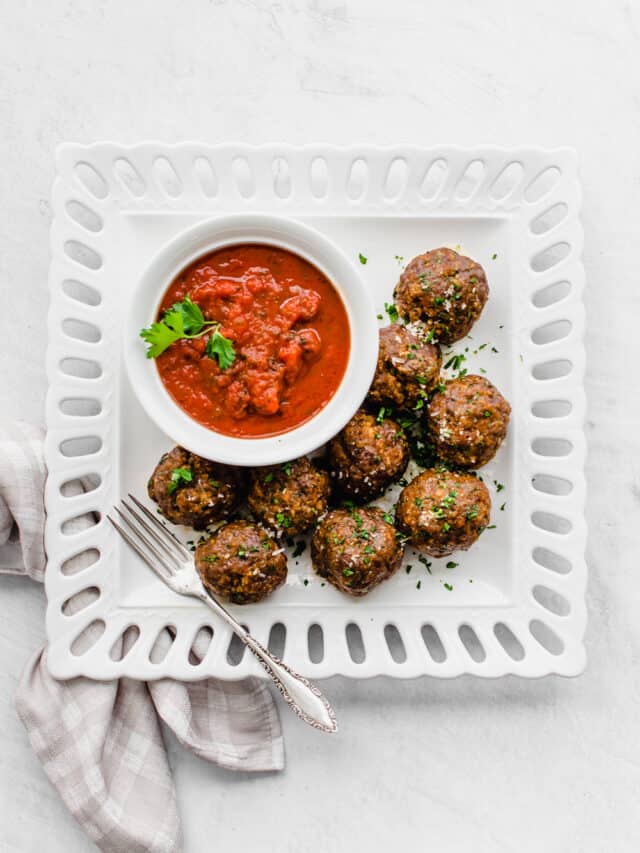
[[44, 143, 586, 681]]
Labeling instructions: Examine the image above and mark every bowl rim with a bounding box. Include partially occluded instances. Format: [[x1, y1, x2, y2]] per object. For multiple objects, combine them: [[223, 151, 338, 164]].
[[123, 213, 379, 465]]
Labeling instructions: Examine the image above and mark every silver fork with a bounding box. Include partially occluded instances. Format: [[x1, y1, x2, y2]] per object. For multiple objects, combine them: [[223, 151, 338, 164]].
[[107, 495, 337, 734]]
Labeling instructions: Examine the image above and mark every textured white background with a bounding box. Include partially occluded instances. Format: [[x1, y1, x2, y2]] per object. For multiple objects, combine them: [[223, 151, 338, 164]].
[[1, 1, 639, 851]]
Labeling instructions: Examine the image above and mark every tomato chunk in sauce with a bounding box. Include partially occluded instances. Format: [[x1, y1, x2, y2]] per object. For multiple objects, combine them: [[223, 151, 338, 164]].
[[156, 244, 351, 438]]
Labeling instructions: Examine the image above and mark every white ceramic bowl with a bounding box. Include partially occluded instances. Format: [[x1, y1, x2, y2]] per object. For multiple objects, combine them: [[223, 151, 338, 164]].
[[124, 214, 379, 466]]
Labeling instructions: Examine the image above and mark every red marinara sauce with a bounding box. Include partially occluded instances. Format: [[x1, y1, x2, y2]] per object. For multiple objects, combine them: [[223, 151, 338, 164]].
[[156, 244, 351, 438]]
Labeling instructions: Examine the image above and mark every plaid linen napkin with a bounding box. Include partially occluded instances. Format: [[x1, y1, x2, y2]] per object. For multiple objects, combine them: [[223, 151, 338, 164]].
[[0, 419, 284, 853]]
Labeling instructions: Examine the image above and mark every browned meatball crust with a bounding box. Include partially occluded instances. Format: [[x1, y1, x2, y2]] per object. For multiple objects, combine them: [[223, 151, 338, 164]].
[[328, 410, 410, 503], [195, 520, 287, 604], [394, 248, 489, 345], [426, 374, 511, 469], [396, 469, 491, 558], [248, 456, 330, 536], [311, 507, 404, 596], [366, 324, 442, 411], [147, 446, 245, 530]]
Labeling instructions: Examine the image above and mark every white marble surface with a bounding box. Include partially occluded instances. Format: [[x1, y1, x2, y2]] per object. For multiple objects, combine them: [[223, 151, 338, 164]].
[[1, 1, 639, 851]]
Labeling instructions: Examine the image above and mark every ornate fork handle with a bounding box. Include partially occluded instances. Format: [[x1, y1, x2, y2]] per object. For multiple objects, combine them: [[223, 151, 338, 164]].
[[109, 496, 337, 733], [193, 586, 337, 733]]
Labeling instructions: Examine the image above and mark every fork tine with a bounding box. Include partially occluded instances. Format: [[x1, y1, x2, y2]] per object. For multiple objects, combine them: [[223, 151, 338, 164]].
[[121, 497, 187, 565], [127, 493, 192, 559], [113, 506, 180, 574], [107, 514, 172, 581]]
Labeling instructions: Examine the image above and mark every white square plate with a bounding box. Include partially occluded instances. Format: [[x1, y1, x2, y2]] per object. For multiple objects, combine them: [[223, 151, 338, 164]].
[[44, 144, 586, 680]]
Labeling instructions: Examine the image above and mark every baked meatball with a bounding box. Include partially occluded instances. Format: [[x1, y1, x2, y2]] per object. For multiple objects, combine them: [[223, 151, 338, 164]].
[[366, 323, 442, 411], [311, 507, 404, 596], [426, 374, 511, 468], [328, 410, 410, 503], [147, 446, 244, 529], [195, 520, 287, 604], [396, 469, 491, 558], [248, 456, 330, 536], [394, 248, 489, 344]]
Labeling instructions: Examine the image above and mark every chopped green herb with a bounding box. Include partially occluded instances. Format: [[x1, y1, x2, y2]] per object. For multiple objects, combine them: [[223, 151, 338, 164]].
[[416, 580, 422, 590], [384, 302, 399, 322], [494, 481, 505, 492], [303, 578, 309, 586], [444, 353, 466, 372], [275, 512, 291, 528], [443, 582, 453, 591], [466, 505, 480, 520], [406, 564, 413, 574], [418, 555, 432, 573], [500, 502, 506, 511], [491, 252, 497, 260], [343, 568, 355, 577], [264, 472, 274, 483], [383, 511, 394, 524], [358, 253, 367, 265], [446, 561, 458, 569], [167, 466, 193, 495]]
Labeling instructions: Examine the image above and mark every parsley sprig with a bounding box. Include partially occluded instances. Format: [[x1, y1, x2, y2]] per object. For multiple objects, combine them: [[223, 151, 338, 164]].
[[140, 295, 236, 369]]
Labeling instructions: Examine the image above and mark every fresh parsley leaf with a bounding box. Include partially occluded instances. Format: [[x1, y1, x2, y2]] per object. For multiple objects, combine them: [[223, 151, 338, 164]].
[[205, 330, 236, 370], [167, 466, 193, 495], [168, 295, 204, 335], [359, 253, 368, 265], [140, 321, 182, 359], [161, 306, 186, 337]]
